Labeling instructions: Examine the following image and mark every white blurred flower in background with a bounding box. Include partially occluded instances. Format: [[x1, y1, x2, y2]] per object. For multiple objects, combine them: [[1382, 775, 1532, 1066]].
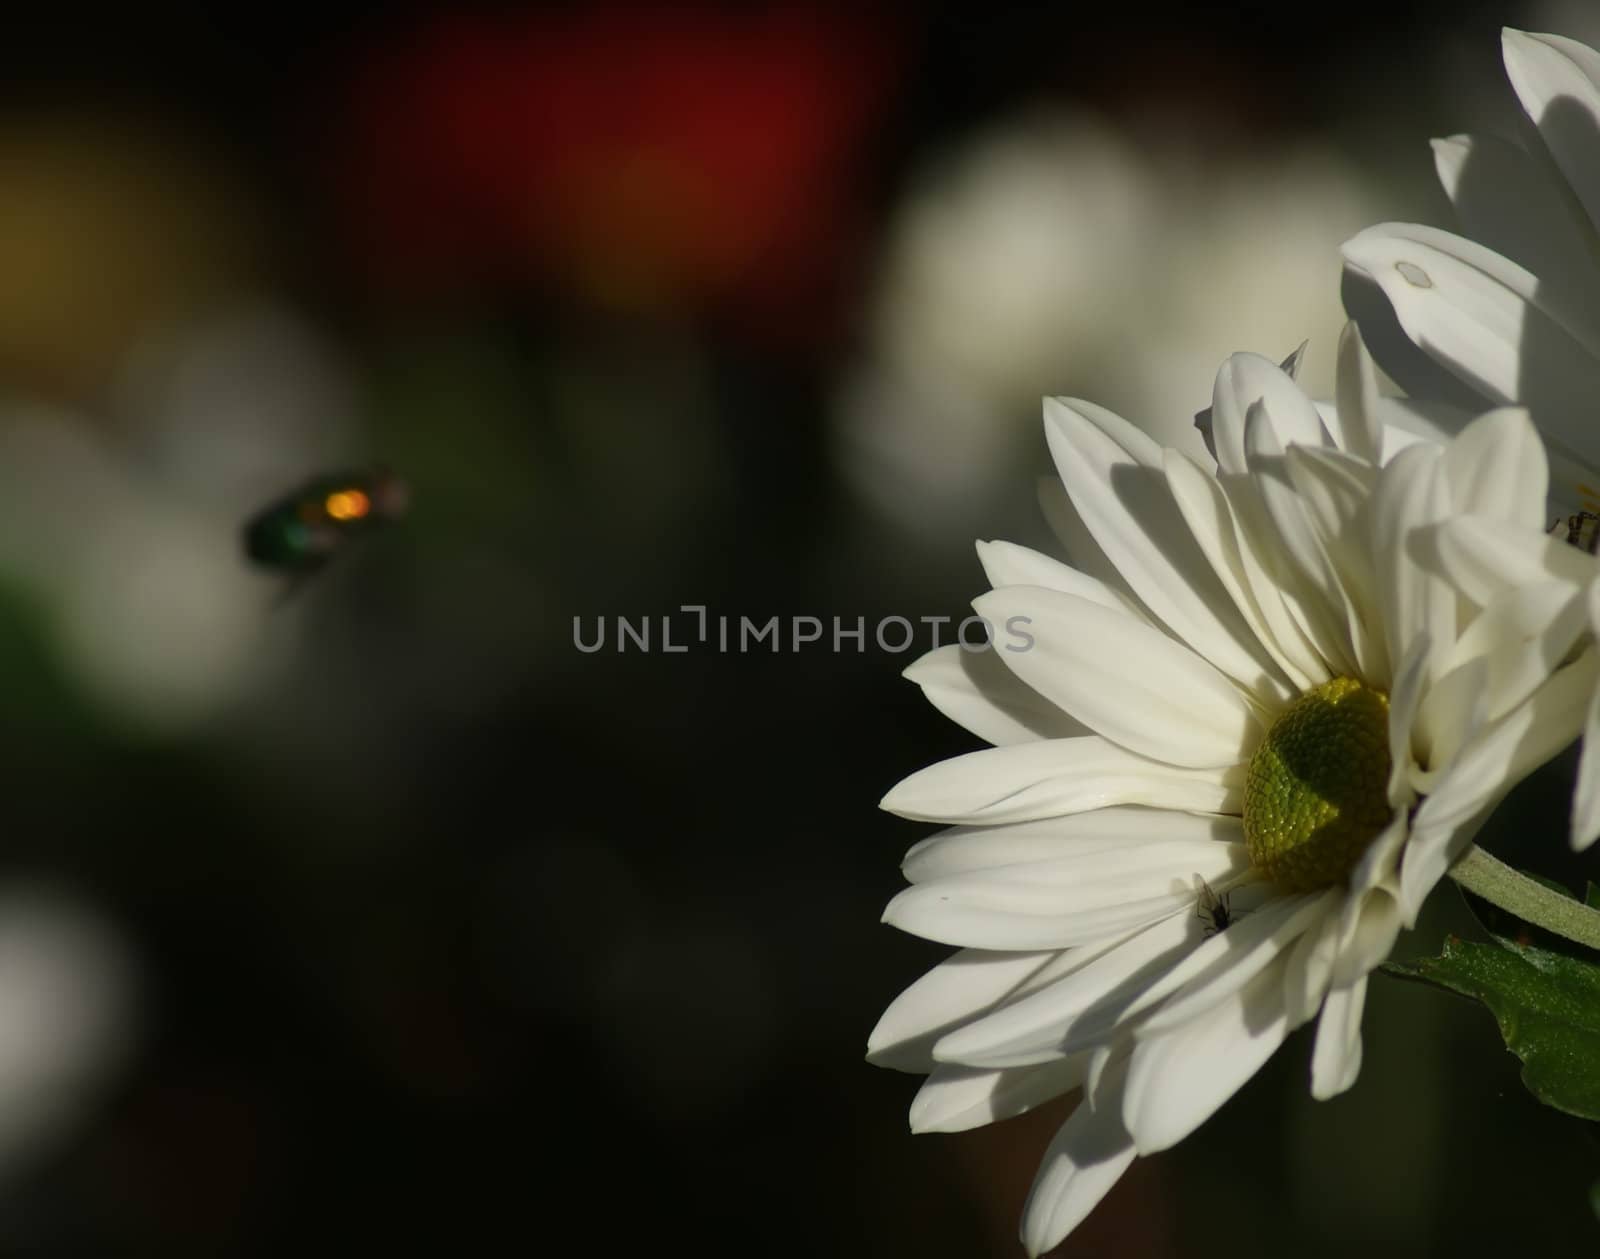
[[115, 305, 363, 515], [0, 304, 363, 736], [871, 117, 1163, 413], [0, 887, 134, 1182], [835, 111, 1391, 540]]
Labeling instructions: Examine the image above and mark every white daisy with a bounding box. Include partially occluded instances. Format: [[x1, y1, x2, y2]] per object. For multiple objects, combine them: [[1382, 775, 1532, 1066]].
[[869, 330, 1595, 1256], [1341, 27, 1600, 513]]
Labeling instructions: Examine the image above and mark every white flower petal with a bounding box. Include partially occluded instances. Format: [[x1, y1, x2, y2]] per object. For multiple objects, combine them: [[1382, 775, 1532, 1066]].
[[902, 809, 1242, 884], [1310, 975, 1367, 1101], [1574, 579, 1600, 850], [1209, 351, 1332, 475], [1341, 223, 1600, 459], [1036, 476, 1146, 608], [1281, 894, 1346, 1025], [1340, 256, 1490, 409], [1333, 322, 1384, 465], [1244, 405, 1369, 678], [1083, 1043, 1116, 1105], [867, 948, 1090, 1072], [921, 840, 1247, 890], [1431, 132, 1599, 286], [1578, 718, 1600, 851], [1218, 352, 1333, 453], [1048, 394, 1162, 467], [933, 909, 1203, 1069], [975, 541, 1141, 617], [1282, 446, 1375, 557], [883, 891, 1191, 952], [974, 587, 1263, 768], [1408, 647, 1599, 909], [1283, 444, 1385, 668], [879, 736, 1242, 825], [1447, 586, 1586, 739], [1414, 656, 1490, 772], [1207, 356, 1250, 476], [1163, 449, 1320, 692], [1330, 882, 1405, 985], [1131, 889, 1336, 1038], [1425, 513, 1593, 607], [903, 644, 1088, 748], [1438, 580, 1583, 682], [910, 1057, 1090, 1134], [1387, 634, 1430, 808], [1398, 830, 1469, 930], [1227, 471, 1355, 684], [1438, 406, 1549, 530], [1371, 442, 1454, 689], [1342, 222, 1532, 370], [1435, 644, 1598, 820], [1364, 217, 1600, 360], [1122, 962, 1293, 1155], [1502, 29, 1600, 239], [1576, 712, 1600, 853], [1347, 814, 1408, 905], [1019, 1057, 1138, 1259], [1044, 398, 1288, 696], [883, 841, 1249, 950]]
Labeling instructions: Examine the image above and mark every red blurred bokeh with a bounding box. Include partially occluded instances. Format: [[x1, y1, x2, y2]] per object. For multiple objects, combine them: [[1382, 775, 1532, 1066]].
[[333, 7, 900, 343]]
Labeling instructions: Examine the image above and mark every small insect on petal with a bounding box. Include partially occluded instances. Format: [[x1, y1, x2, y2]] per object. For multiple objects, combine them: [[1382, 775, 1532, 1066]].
[[1550, 509, 1600, 556], [1194, 876, 1234, 936]]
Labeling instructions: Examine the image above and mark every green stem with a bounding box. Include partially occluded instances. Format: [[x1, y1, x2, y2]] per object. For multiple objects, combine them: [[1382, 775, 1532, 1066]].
[[1448, 845, 1600, 951]]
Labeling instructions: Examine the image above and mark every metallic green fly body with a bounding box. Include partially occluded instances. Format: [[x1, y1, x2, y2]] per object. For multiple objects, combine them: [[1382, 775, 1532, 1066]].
[[243, 467, 409, 573]]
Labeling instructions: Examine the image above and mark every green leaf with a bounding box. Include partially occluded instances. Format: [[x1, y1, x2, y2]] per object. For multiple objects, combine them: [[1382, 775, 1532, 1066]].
[[1384, 935, 1600, 1121], [1587, 882, 1600, 913]]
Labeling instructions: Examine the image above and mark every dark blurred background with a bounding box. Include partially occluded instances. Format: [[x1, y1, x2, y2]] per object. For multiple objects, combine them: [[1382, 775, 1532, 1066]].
[[0, 4, 1593, 1255]]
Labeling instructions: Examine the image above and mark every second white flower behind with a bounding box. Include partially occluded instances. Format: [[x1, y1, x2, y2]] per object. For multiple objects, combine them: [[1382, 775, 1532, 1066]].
[[870, 326, 1595, 1256], [1341, 27, 1600, 515]]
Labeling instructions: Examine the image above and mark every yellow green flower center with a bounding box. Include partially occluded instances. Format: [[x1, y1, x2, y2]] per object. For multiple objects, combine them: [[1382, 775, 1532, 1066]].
[[1242, 677, 1392, 892]]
